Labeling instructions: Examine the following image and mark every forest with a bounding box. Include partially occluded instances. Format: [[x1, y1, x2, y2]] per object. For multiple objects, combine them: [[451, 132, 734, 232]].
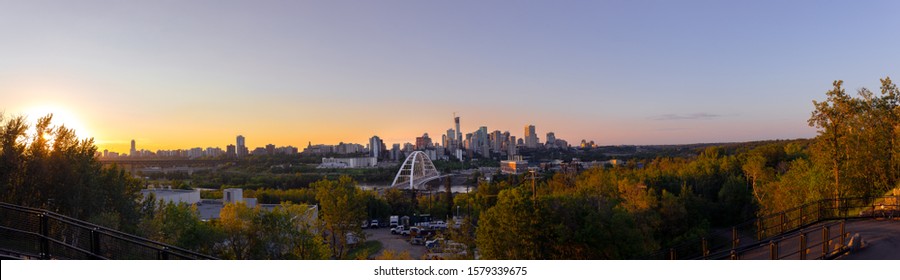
[[1, 77, 897, 259]]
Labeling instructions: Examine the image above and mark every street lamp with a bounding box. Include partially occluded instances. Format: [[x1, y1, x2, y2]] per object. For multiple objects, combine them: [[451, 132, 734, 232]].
[[457, 205, 460, 218]]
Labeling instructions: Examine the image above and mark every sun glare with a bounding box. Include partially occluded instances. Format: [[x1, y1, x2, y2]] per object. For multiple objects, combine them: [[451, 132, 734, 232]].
[[22, 105, 92, 140]]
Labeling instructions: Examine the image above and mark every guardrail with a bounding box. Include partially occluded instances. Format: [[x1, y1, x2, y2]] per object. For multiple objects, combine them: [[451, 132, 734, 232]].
[[649, 196, 898, 260], [0, 202, 217, 260]]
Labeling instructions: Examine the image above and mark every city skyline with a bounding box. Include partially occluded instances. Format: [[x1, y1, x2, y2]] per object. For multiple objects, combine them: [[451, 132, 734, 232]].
[[2, 1, 898, 153], [98, 119, 564, 155]]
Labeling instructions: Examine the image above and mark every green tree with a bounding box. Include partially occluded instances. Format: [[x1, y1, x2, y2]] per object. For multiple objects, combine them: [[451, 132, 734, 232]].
[[218, 202, 257, 259], [1, 114, 142, 232], [280, 203, 330, 259], [140, 201, 221, 255], [809, 80, 854, 203], [475, 187, 539, 259], [313, 175, 365, 259]]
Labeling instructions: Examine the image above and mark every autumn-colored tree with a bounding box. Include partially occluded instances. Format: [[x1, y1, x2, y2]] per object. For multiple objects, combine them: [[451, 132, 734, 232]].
[[375, 249, 412, 260], [313, 175, 365, 259], [252, 202, 329, 259], [140, 201, 221, 255], [218, 202, 257, 259], [809, 80, 854, 203], [476, 187, 539, 259]]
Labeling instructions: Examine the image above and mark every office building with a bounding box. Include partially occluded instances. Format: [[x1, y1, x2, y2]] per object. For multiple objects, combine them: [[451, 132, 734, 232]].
[[130, 139, 136, 157], [524, 125, 539, 148], [369, 135, 385, 159], [236, 135, 247, 158]]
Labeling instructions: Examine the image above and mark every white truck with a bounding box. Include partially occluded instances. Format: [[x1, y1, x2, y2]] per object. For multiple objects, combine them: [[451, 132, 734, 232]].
[[389, 215, 399, 227]]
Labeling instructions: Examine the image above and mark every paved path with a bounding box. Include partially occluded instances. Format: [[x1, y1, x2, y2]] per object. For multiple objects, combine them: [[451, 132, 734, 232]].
[[837, 219, 900, 260], [731, 219, 900, 259]]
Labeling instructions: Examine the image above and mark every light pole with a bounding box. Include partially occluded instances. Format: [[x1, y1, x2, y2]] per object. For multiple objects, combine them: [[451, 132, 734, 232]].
[[529, 169, 537, 208], [457, 205, 460, 218]]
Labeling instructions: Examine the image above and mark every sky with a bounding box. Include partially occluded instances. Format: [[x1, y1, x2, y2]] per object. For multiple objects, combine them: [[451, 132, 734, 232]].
[[1, 0, 898, 153]]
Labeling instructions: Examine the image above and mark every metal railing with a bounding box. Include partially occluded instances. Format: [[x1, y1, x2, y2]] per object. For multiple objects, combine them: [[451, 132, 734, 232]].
[[649, 196, 898, 260], [0, 202, 217, 260]]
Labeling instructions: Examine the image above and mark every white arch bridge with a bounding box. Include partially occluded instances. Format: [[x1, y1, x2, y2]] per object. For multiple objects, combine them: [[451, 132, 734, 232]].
[[390, 151, 451, 190]]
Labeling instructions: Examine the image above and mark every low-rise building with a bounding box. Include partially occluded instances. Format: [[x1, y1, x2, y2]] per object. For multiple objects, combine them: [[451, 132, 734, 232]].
[[318, 157, 377, 168], [500, 156, 529, 175], [141, 187, 201, 205]]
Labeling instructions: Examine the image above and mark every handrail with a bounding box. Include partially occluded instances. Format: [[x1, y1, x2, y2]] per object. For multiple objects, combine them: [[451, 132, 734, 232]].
[[651, 196, 898, 260], [0, 202, 217, 260]]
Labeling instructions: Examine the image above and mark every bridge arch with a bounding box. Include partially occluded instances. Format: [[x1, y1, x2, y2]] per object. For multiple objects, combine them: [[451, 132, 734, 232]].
[[391, 151, 440, 190]]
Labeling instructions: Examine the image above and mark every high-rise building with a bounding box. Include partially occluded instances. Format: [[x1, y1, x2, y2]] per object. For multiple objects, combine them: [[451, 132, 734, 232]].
[[546, 132, 557, 148], [369, 135, 385, 159], [130, 139, 136, 157], [226, 144, 236, 157], [265, 144, 275, 155], [491, 130, 502, 152], [524, 125, 539, 148], [391, 143, 401, 161], [454, 115, 461, 148], [445, 128, 456, 149], [415, 133, 433, 150], [236, 135, 247, 158]]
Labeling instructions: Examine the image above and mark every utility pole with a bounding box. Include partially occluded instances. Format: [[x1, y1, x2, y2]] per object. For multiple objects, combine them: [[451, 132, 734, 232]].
[[529, 169, 537, 208]]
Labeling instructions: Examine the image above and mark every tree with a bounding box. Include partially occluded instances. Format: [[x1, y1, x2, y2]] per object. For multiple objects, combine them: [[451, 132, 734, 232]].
[[809, 80, 854, 203], [249, 202, 328, 259], [280, 203, 329, 260], [475, 187, 539, 259], [140, 201, 221, 255], [383, 188, 413, 216], [218, 202, 256, 259], [313, 175, 365, 259], [1, 114, 142, 232]]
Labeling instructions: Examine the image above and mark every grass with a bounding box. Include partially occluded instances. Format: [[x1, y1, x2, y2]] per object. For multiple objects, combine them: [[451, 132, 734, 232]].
[[344, 240, 382, 260]]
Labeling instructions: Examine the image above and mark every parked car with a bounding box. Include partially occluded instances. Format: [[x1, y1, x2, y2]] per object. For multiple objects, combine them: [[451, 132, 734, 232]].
[[430, 221, 447, 229], [400, 226, 421, 236], [391, 225, 405, 235], [425, 238, 444, 249], [370, 219, 379, 228], [411, 235, 426, 245], [346, 232, 359, 245], [418, 229, 435, 239]]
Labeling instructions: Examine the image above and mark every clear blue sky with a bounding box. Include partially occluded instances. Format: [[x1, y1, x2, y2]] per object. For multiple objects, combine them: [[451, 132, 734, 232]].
[[2, 0, 898, 151]]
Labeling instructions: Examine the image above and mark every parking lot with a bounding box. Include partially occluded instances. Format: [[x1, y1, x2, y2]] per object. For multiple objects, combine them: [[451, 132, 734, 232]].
[[364, 227, 427, 259]]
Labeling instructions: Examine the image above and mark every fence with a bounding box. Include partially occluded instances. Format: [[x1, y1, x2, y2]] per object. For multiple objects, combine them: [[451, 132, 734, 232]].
[[0, 202, 216, 260], [649, 196, 898, 260]]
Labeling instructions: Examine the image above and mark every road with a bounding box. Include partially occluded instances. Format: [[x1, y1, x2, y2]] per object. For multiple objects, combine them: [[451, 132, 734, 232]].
[[364, 227, 426, 260]]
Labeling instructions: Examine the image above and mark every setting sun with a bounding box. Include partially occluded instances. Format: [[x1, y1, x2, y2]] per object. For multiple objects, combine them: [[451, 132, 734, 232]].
[[22, 104, 92, 140]]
